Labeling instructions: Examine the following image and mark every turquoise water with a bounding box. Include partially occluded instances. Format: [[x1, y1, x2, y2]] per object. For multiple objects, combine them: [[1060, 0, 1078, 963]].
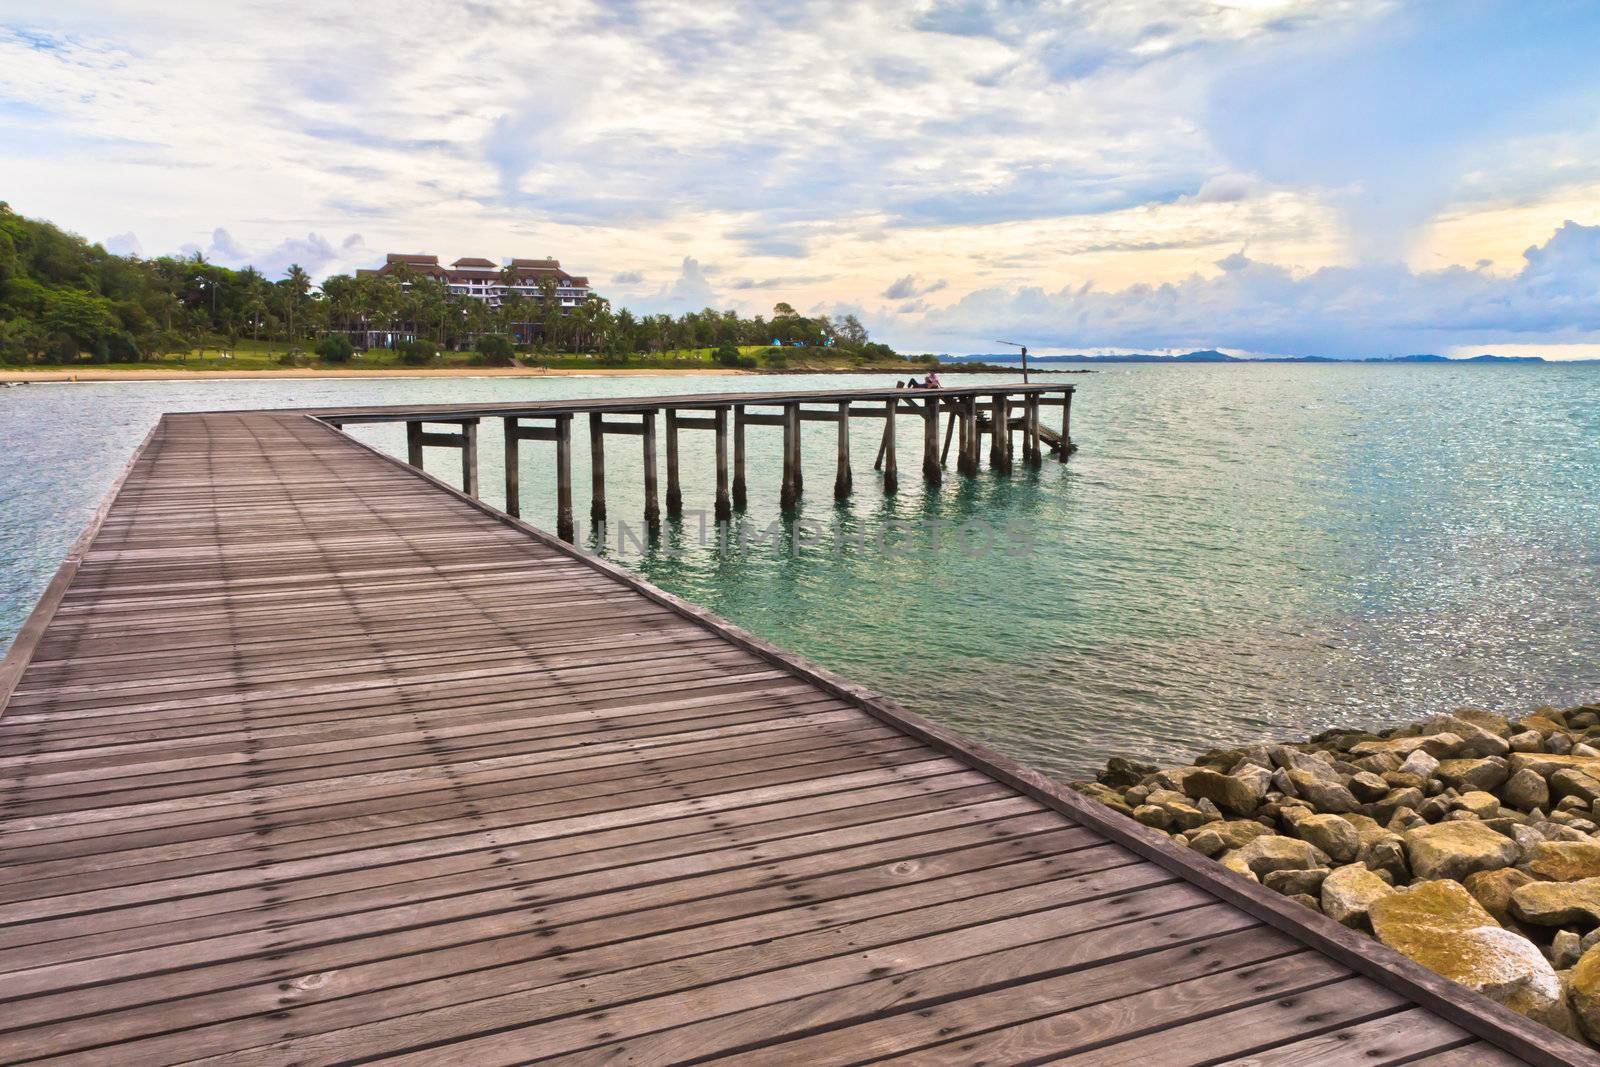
[[2, 364, 1596, 777]]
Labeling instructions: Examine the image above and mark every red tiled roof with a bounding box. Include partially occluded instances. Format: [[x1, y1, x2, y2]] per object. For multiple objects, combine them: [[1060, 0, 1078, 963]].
[[451, 257, 497, 268]]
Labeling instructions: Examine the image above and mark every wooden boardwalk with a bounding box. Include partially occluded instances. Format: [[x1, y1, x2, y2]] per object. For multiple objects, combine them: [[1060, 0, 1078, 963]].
[[0, 406, 1580, 1065]]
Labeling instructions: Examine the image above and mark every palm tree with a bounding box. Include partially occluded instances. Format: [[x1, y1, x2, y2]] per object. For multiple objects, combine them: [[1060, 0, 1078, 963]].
[[281, 264, 311, 346]]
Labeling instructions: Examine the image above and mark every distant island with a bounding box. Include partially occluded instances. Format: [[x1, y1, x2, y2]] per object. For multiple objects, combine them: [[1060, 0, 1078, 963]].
[[947, 349, 1579, 365]]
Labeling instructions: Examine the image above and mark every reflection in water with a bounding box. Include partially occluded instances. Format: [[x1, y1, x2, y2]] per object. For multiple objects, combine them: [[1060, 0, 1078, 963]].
[[2, 364, 1597, 778]]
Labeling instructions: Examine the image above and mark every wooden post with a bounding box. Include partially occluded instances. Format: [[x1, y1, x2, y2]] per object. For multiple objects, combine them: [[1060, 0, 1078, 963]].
[[556, 414, 574, 541], [406, 420, 424, 469], [989, 395, 1006, 471], [665, 410, 682, 517], [714, 407, 732, 520], [1026, 394, 1042, 466], [461, 419, 479, 497], [1059, 388, 1075, 459], [780, 403, 800, 510], [642, 411, 660, 528], [960, 396, 978, 476], [503, 418, 520, 518], [588, 413, 606, 526], [940, 408, 957, 468], [733, 405, 747, 508], [883, 396, 898, 494], [834, 401, 852, 499], [922, 398, 941, 484]]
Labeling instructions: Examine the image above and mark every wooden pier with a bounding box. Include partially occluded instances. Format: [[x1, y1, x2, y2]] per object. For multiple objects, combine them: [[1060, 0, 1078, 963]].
[[318, 383, 1078, 540], [0, 389, 1584, 1065]]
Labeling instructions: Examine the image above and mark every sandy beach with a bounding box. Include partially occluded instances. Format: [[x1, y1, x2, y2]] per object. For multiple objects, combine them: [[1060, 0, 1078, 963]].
[[0, 365, 759, 384]]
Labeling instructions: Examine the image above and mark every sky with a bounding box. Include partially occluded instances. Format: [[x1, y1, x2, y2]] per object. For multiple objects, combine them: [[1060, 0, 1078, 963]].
[[3, 0, 1600, 357]]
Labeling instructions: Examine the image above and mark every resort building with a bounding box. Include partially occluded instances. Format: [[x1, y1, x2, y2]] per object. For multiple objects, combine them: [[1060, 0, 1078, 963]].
[[350, 253, 594, 348]]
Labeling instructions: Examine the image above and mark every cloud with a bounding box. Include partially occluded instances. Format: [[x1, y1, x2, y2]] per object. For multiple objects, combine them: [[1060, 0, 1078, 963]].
[[908, 221, 1600, 356], [172, 228, 367, 279], [611, 270, 644, 285], [883, 275, 948, 300], [102, 231, 141, 256]]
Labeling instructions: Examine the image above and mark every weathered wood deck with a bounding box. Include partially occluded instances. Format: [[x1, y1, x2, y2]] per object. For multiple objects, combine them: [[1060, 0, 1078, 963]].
[[0, 404, 1583, 1064]]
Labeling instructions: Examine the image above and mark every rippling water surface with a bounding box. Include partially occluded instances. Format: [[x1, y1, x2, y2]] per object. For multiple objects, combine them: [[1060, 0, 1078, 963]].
[[2, 364, 1596, 777]]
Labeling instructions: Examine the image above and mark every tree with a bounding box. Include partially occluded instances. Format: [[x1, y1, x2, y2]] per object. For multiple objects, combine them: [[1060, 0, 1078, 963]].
[[279, 263, 311, 345], [315, 334, 355, 363]]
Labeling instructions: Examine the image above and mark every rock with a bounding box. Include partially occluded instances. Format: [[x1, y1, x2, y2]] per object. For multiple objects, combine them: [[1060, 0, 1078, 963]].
[[1399, 749, 1442, 779], [1074, 782, 1135, 815], [1502, 768, 1551, 812], [1423, 715, 1510, 758], [1509, 730, 1544, 753], [1552, 768, 1600, 804], [1370, 881, 1576, 1037], [1548, 732, 1575, 755], [1181, 767, 1267, 816], [1419, 796, 1453, 822], [1189, 819, 1275, 856], [1263, 867, 1330, 896], [1522, 841, 1600, 882], [1452, 708, 1513, 738], [1509, 752, 1600, 779], [1149, 766, 1202, 792], [1403, 821, 1519, 881], [1387, 806, 1427, 833], [1434, 757, 1510, 793], [1286, 892, 1320, 911], [1553, 929, 1583, 969], [1270, 767, 1295, 797], [1347, 771, 1389, 802], [1372, 787, 1425, 822], [1099, 756, 1157, 790], [1464, 868, 1535, 925], [1132, 804, 1172, 830], [1321, 863, 1395, 928], [1295, 813, 1360, 864], [1512, 878, 1600, 928], [1571, 944, 1600, 1044], [1361, 835, 1410, 883], [1340, 813, 1389, 848], [1582, 927, 1600, 957], [1576, 743, 1600, 759], [1286, 770, 1359, 813], [1351, 734, 1464, 760], [1456, 791, 1500, 819], [1221, 834, 1330, 879]]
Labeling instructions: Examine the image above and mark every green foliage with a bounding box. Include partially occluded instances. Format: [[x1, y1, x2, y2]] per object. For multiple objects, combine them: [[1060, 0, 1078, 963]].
[[314, 334, 355, 363], [0, 200, 908, 368], [397, 339, 437, 365], [474, 334, 516, 365]]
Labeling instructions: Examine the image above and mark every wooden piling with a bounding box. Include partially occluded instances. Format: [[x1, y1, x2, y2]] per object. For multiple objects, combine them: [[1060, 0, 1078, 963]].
[[1060, 388, 1075, 459], [960, 396, 978, 476], [642, 411, 660, 527], [714, 407, 732, 520], [461, 419, 479, 498], [665, 410, 682, 517], [940, 408, 957, 468], [556, 414, 574, 541], [922, 398, 941, 485], [780, 403, 800, 510], [989, 395, 1007, 471], [406, 420, 424, 469], [834, 401, 853, 499], [503, 418, 521, 517], [733, 404, 747, 508], [589, 413, 606, 526], [883, 396, 898, 493], [1026, 394, 1042, 466]]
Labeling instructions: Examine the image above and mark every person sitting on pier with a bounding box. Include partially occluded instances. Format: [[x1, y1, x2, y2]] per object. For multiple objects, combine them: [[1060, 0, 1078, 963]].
[[923, 370, 941, 389]]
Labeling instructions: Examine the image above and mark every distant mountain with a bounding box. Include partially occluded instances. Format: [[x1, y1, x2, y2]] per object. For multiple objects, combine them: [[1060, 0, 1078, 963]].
[[945, 350, 1560, 365]]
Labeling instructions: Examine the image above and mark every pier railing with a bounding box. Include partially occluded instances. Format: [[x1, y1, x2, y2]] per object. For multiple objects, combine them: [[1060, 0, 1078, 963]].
[[314, 383, 1076, 541]]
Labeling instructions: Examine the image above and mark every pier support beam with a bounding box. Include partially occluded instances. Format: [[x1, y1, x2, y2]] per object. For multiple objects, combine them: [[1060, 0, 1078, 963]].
[[835, 401, 852, 499], [503, 418, 521, 517], [733, 405, 747, 509], [665, 411, 683, 517], [959, 397, 978, 476], [714, 407, 732, 520], [883, 397, 898, 494], [780, 403, 801, 510], [1059, 388, 1076, 459], [405, 417, 478, 496], [556, 415, 574, 541], [922, 399, 942, 485], [588, 413, 606, 526], [1025, 394, 1042, 466], [642, 411, 661, 528], [989, 395, 1008, 472], [940, 408, 957, 468]]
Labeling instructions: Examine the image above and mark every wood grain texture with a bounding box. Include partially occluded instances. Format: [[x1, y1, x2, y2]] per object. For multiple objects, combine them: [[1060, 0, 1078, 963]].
[[0, 402, 1549, 1065]]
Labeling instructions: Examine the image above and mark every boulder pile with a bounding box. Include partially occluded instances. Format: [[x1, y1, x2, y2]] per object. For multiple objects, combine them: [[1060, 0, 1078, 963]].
[[1074, 702, 1600, 1047]]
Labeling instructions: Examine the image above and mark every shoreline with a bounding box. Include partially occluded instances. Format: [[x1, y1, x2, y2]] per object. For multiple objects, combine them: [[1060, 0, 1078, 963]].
[[0, 364, 1081, 384]]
